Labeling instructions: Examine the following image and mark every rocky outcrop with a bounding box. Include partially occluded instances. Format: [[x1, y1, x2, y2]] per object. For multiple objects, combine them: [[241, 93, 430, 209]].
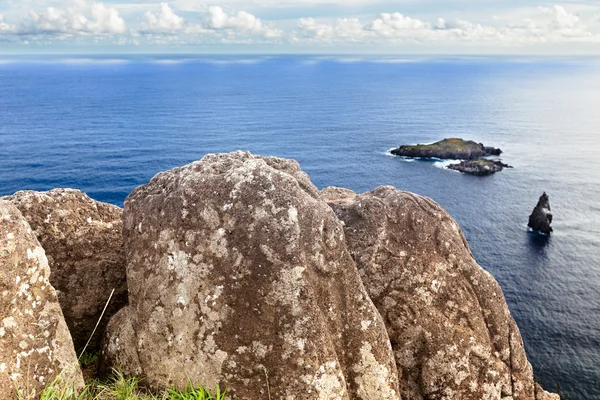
[[448, 159, 512, 176], [528, 193, 553, 235], [391, 138, 502, 160], [535, 383, 561, 400], [322, 185, 558, 400], [3, 189, 127, 353], [102, 152, 401, 399], [0, 201, 84, 398]]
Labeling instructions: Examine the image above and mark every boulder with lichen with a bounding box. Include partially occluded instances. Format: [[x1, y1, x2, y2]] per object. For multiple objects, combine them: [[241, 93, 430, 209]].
[[0, 200, 84, 399], [3, 189, 127, 354], [102, 152, 401, 400], [322, 185, 559, 400]]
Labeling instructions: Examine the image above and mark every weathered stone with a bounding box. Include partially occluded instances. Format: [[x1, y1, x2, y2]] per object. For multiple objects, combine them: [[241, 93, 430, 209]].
[[322, 186, 559, 400], [0, 201, 84, 398], [528, 193, 553, 235], [3, 189, 127, 353], [103, 152, 401, 400], [535, 383, 561, 400]]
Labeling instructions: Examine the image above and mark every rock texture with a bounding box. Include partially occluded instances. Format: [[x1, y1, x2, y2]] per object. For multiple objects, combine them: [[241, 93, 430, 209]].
[[0, 201, 84, 398], [322, 186, 558, 400], [391, 138, 502, 160], [535, 383, 561, 400], [448, 159, 512, 176], [528, 193, 553, 235], [103, 152, 401, 399], [3, 189, 127, 353]]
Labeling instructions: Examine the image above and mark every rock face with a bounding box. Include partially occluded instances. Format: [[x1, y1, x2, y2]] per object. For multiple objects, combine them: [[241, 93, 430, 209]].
[[528, 193, 553, 235], [448, 159, 512, 176], [535, 383, 561, 400], [391, 138, 502, 160], [3, 189, 127, 353], [103, 152, 401, 399], [322, 186, 558, 400], [0, 201, 84, 398]]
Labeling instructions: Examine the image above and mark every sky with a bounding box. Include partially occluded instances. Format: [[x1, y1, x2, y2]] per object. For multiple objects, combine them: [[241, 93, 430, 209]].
[[1, 0, 600, 54]]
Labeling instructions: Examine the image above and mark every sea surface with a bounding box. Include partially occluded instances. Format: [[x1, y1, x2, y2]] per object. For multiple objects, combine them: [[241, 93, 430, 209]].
[[1, 54, 599, 399]]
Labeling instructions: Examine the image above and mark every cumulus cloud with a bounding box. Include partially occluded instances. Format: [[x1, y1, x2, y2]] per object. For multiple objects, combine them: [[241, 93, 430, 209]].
[[366, 13, 428, 36], [138, 4, 281, 40], [296, 5, 600, 45], [0, 13, 17, 34], [19, 2, 126, 36], [204, 6, 282, 37], [141, 3, 184, 34], [1, 2, 599, 49]]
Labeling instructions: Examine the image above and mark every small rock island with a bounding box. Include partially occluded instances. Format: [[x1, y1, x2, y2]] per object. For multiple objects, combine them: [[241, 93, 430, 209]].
[[391, 138, 502, 160], [448, 159, 513, 176], [391, 138, 511, 175], [528, 192, 553, 234]]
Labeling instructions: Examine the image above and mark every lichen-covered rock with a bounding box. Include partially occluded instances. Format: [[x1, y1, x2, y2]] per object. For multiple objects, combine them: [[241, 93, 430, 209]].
[[322, 186, 559, 400], [103, 152, 401, 400], [0, 201, 84, 398], [2, 189, 127, 353]]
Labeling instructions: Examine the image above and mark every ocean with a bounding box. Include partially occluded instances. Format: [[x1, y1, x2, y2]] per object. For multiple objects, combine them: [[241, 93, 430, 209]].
[[1, 55, 599, 399]]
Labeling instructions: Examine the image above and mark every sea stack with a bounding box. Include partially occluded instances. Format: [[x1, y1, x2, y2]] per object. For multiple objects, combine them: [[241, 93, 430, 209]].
[[528, 192, 553, 234]]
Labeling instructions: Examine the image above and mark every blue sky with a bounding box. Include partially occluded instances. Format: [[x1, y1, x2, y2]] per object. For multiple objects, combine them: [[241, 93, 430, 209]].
[[1, 0, 600, 54]]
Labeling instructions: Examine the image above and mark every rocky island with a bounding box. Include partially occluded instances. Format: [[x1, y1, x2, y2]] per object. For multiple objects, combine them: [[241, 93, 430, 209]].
[[391, 138, 512, 175], [529, 192, 553, 234], [391, 138, 502, 160], [448, 158, 513, 176], [0, 152, 559, 400]]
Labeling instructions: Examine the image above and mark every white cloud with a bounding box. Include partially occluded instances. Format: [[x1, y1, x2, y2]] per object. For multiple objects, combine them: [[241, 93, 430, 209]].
[[295, 5, 600, 46], [204, 6, 282, 37], [0, 13, 17, 34], [366, 13, 428, 37], [1, 2, 599, 50], [543, 5, 580, 29], [19, 2, 126, 36], [138, 4, 281, 39], [141, 3, 184, 34], [297, 18, 333, 38]]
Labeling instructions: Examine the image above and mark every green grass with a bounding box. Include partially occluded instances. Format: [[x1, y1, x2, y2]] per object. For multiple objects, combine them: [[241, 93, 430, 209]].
[[78, 352, 100, 369], [17, 370, 227, 400]]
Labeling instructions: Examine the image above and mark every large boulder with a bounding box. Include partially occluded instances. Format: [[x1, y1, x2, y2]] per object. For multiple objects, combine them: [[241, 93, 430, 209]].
[[0, 201, 84, 398], [102, 152, 401, 399], [322, 186, 559, 400], [3, 189, 127, 353], [528, 193, 553, 235]]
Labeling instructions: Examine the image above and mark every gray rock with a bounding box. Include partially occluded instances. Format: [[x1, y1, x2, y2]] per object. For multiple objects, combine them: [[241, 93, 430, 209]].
[[0, 201, 84, 398], [3, 189, 127, 354], [528, 193, 553, 235], [103, 152, 400, 400], [322, 186, 559, 400]]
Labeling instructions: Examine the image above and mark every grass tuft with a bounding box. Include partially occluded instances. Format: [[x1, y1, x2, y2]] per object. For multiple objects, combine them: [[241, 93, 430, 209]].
[[167, 379, 226, 400], [18, 369, 227, 400]]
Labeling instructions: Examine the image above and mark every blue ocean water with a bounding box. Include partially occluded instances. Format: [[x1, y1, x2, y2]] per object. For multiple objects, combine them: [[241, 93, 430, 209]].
[[1, 55, 599, 399]]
